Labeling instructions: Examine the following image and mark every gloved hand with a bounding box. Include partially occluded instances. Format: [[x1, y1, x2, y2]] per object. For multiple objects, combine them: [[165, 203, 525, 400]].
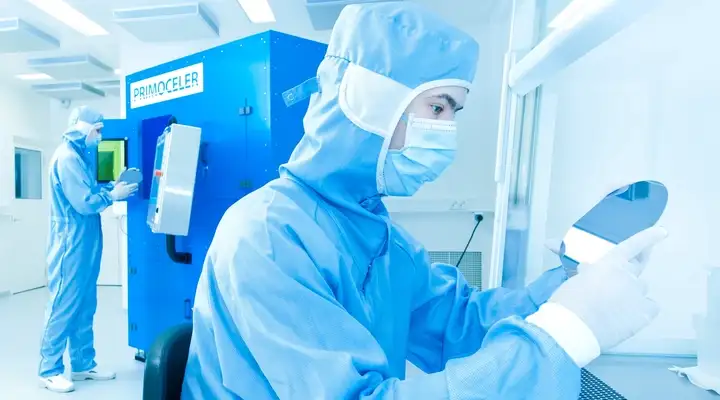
[[545, 226, 667, 351], [109, 182, 139, 201], [544, 238, 564, 256], [108, 167, 126, 189], [545, 237, 576, 276]]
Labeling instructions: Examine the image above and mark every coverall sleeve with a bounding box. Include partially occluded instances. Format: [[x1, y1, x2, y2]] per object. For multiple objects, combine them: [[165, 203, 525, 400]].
[[100, 182, 115, 193], [407, 259, 568, 373], [216, 225, 579, 399], [56, 154, 113, 215]]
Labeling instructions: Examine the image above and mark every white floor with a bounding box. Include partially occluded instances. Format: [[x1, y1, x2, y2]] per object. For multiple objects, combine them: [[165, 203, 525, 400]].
[[0, 287, 144, 399], [0, 287, 715, 400]]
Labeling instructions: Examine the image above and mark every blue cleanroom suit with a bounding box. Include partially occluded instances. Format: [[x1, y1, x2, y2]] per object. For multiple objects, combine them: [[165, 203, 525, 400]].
[[39, 107, 112, 378]]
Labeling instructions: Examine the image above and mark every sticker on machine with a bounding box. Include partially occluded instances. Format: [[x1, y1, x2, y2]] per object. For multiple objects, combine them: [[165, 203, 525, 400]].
[[129, 63, 204, 109]]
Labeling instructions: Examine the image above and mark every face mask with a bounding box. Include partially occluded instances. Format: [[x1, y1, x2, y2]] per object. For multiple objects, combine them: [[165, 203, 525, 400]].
[[85, 130, 102, 147], [381, 114, 457, 197]]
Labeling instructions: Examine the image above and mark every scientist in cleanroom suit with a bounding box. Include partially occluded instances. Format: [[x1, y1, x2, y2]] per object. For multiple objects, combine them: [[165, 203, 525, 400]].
[[39, 106, 138, 393], [182, 3, 668, 399]]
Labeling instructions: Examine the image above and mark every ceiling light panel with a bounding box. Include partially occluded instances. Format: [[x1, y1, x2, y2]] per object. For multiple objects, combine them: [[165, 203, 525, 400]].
[[25, 0, 109, 36], [16, 73, 53, 80], [236, 0, 275, 23], [0, 18, 60, 53]]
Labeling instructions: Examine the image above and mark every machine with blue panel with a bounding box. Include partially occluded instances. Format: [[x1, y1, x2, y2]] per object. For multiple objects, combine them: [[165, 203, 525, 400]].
[[101, 31, 327, 359]]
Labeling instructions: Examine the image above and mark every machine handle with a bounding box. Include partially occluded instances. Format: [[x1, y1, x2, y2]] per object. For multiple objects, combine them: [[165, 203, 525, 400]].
[[166, 235, 192, 264]]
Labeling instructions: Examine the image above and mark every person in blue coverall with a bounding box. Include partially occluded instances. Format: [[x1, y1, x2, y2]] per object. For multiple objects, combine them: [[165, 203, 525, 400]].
[[39, 106, 138, 393], [182, 3, 667, 399]]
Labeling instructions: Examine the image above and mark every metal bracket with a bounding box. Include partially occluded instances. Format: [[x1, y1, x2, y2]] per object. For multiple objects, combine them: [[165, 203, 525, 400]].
[[134, 349, 146, 363]]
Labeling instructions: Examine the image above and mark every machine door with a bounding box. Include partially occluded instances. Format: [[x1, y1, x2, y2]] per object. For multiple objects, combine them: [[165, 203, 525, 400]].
[[97, 119, 130, 287]]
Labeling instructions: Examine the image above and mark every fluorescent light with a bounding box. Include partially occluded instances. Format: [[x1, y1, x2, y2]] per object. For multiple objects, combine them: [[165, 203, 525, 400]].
[[548, 0, 614, 30], [16, 73, 53, 80], [25, 0, 109, 36], [236, 0, 276, 23]]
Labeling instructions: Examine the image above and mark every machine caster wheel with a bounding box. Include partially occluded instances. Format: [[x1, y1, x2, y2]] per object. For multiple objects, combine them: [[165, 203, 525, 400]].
[[135, 349, 146, 363]]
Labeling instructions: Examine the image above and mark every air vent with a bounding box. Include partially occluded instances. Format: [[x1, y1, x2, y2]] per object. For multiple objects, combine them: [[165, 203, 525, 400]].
[[0, 18, 60, 53], [91, 80, 121, 97], [27, 55, 114, 80], [428, 251, 482, 288], [305, 0, 398, 31], [114, 3, 219, 42], [31, 82, 105, 101]]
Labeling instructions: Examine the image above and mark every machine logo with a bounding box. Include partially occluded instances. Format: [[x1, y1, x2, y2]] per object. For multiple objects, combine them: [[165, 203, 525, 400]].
[[129, 63, 204, 109]]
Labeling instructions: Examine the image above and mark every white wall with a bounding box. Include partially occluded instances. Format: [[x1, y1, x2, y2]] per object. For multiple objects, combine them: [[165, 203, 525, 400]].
[[0, 82, 53, 294], [534, 0, 718, 355], [50, 96, 122, 134]]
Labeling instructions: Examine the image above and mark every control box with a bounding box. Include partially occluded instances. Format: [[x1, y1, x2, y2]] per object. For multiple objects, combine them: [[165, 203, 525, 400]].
[[147, 123, 201, 236]]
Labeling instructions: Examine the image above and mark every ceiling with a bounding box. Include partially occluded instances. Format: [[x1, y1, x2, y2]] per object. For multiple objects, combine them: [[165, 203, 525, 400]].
[[0, 0, 501, 87]]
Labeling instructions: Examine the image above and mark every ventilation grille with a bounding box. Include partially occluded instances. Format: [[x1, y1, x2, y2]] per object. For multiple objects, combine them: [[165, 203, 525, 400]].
[[428, 251, 482, 288], [579, 369, 627, 399]]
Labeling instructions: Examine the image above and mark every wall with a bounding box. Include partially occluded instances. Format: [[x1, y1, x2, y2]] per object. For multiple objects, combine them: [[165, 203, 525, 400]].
[[0, 82, 125, 295], [50, 96, 122, 134], [534, 0, 718, 355], [0, 81, 53, 294]]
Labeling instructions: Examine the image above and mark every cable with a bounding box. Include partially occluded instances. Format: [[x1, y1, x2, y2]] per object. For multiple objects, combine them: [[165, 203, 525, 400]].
[[456, 214, 483, 268], [119, 214, 128, 236]]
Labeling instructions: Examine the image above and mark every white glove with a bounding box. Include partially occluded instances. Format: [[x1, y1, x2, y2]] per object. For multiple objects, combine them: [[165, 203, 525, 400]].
[[546, 226, 667, 351], [544, 238, 564, 256], [545, 237, 575, 276], [110, 182, 139, 201]]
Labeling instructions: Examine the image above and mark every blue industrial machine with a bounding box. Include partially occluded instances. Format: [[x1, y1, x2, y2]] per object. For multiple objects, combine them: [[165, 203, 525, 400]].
[[101, 31, 327, 358]]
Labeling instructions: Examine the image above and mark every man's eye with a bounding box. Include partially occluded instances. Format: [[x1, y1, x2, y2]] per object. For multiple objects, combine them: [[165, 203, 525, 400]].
[[431, 104, 444, 115]]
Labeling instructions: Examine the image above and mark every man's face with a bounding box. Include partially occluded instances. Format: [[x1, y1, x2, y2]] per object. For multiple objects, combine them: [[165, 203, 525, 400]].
[[85, 125, 103, 147], [389, 86, 468, 150]]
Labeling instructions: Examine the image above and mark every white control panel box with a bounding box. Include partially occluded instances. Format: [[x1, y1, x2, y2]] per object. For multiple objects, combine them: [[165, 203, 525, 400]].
[[147, 123, 202, 236]]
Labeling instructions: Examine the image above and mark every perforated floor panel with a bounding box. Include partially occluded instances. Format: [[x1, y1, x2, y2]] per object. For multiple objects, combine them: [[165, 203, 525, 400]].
[[580, 369, 627, 400]]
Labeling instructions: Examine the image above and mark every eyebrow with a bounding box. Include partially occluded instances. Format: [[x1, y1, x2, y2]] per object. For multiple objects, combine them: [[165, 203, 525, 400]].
[[434, 94, 463, 112]]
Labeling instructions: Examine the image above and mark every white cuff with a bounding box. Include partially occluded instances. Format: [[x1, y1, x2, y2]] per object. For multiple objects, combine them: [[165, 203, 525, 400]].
[[526, 302, 601, 368]]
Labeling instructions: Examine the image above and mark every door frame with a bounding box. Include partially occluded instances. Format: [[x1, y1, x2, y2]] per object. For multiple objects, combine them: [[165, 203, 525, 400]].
[[8, 136, 51, 293]]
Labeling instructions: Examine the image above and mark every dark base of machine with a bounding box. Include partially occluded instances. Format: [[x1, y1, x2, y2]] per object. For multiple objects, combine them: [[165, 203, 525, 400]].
[[580, 368, 626, 400], [135, 349, 146, 363]]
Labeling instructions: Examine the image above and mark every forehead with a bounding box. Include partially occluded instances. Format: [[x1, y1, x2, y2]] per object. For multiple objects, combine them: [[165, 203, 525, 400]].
[[419, 86, 468, 104]]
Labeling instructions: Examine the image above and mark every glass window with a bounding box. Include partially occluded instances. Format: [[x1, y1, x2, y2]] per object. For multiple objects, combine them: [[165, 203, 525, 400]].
[[97, 139, 128, 183], [14, 147, 42, 200]]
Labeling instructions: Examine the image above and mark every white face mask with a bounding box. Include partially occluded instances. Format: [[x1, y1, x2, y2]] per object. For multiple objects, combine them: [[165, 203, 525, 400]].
[[381, 114, 457, 197], [85, 129, 102, 147]]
